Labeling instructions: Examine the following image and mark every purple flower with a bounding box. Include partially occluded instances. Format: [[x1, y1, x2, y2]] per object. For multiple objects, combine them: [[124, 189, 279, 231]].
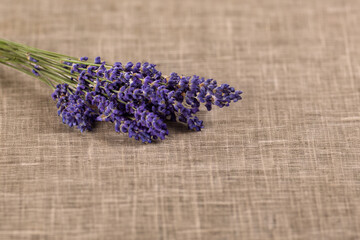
[[0, 39, 243, 142], [94, 56, 101, 64], [32, 69, 39, 76], [52, 84, 97, 132], [27, 56, 38, 62], [49, 56, 242, 143]]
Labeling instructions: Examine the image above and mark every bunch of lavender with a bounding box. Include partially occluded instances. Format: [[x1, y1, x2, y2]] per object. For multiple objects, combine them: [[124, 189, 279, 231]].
[[0, 38, 242, 143]]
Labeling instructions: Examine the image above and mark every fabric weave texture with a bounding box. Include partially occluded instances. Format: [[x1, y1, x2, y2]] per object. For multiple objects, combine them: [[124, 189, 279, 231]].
[[0, 0, 359, 239]]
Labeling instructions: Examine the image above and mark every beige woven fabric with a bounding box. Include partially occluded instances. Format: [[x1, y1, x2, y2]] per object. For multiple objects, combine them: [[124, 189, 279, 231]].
[[1, 0, 359, 239]]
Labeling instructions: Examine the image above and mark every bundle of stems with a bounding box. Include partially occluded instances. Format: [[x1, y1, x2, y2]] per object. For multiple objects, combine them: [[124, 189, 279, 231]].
[[0, 39, 243, 143]]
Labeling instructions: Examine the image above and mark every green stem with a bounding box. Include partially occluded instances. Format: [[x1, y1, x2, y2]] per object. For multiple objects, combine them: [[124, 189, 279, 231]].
[[0, 38, 77, 88], [0, 61, 54, 88]]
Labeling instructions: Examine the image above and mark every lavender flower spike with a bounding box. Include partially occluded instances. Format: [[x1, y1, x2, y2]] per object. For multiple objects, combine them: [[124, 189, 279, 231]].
[[0, 38, 243, 143]]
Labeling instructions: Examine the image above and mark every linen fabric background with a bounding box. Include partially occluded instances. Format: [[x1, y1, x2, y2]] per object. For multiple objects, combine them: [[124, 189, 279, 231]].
[[0, 0, 359, 239]]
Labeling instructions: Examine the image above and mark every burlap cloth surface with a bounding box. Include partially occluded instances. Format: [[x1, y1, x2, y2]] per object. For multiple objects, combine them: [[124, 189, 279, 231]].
[[0, 0, 359, 239]]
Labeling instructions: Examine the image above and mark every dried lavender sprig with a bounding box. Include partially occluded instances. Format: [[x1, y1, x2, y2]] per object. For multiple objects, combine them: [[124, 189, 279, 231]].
[[0, 38, 243, 143]]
